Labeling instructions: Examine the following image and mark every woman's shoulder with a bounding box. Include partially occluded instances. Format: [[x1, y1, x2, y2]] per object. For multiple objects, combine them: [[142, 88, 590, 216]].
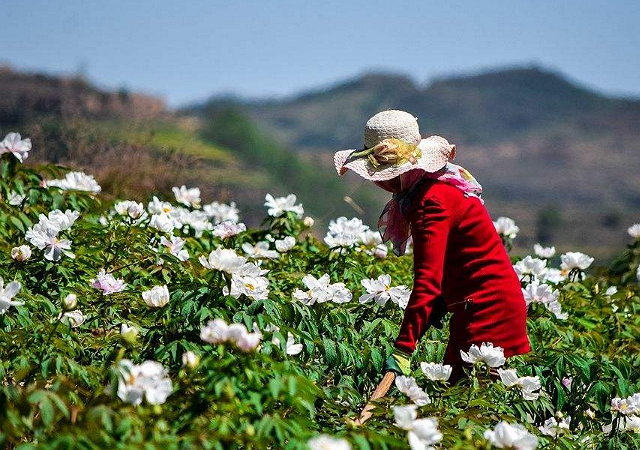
[[417, 178, 466, 204]]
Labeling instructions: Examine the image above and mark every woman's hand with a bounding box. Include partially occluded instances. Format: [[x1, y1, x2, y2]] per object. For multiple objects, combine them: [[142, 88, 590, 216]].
[[382, 347, 412, 376]]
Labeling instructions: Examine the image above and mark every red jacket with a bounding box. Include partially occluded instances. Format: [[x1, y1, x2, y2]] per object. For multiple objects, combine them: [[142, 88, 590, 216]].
[[394, 178, 530, 366]]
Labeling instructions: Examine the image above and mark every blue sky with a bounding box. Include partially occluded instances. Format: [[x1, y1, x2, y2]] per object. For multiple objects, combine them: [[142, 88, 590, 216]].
[[2, 0, 639, 106]]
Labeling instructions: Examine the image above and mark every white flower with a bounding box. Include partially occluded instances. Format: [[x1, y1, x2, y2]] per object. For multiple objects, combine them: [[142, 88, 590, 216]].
[[116, 359, 172, 405], [120, 323, 139, 343], [622, 416, 640, 432], [285, 333, 303, 355], [199, 248, 247, 273], [172, 185, 201, 208], [91, 269, 126, 295], [373, 243, 389, 259], [293, 274, 332, 305], [518, 376, 542, 400], [307, 435, 351, 450], [225, 263, 270, 301], [181, 351, 199, 368], [203, 201, 239, 224], [420, 362, 452, 381], [48, 171, 101, 193], [493, 217, 519, 239], [605, 286, 618, 296], [533, 244, 555, 258], [522, 280, 558, 306], [59, 310, 85, 328], [539, 416, 571, 437], [359, 274, 410, 309], [359, 229, 383, 247], [11, 245, 31, 262], [25, 223, 74, 261], [275, 236, 296, 252], [497, 369, 541, 400], [484, 422, 538, 450], [545, 300, 568, 320], [293, 274, 352, 305], [628, 224, 640, 239], [324, 217, 369, 248], [114, 200, 146, 219], [264, 193, 304, 217], [513, 256, 548, 280], [0, 277, 23, 315], [611, 393, 640, 415], [212, 221, 246, 238], [63, 293, 77, 310], [25, 210, 79, 261], [542, 268, 566, 284], [242, 241, 278, 259], [395, 376, 431, 406], [198, 247, 247, 273], [303, 216, 314, 227], [149, 213, 175, 233], [393, 405, 442, 450], [0, 132, 31, 162], [159, 235, 189, 261], [460, 342, 506, 368], [148, 196, 173, 215], [8, 191, 26, 206], [560, 252, 594, 271], [200, 318, 229, 344], [393, 404, 418, 429], [408, 418, 442, 450], [200, 318, 261, 352], [142, 285, 170, 308], [521, 280, 567, 320]]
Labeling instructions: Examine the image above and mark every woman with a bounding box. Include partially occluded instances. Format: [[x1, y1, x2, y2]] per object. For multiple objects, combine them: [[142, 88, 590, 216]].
[[334, 110, 530, 382]]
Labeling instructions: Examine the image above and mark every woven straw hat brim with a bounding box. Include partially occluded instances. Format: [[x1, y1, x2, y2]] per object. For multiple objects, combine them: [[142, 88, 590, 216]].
[[333, 136, 454, 181]]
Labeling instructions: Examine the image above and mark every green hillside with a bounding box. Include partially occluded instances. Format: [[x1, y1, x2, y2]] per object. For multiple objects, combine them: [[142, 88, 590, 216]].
[[190, 66, 640, 259]]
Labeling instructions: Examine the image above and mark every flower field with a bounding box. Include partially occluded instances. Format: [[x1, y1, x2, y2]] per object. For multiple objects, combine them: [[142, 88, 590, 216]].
[[1, 132, 640, 450]]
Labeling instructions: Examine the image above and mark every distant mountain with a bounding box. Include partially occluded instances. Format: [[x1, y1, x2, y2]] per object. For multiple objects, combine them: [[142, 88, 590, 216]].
[[192, 66, 640, 258]]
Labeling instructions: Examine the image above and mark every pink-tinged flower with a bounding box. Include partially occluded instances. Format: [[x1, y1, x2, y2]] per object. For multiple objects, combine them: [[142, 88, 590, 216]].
[[0, 132, 31, 162], [212, 221, 246, 238], [91, 269, 126, 295], [159, 235, 189, 261]]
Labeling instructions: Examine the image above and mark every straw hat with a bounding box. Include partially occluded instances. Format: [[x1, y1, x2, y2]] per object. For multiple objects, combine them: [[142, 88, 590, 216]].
[[333, 110, 456, 181]]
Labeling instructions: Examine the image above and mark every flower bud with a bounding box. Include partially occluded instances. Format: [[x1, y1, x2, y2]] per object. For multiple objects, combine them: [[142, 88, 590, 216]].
[[120, 323, 139, 345], [63, 293, 77, 310], [181, 350, 200, 369], [11, 245, 31, 262], [303, 216, 314, 227]]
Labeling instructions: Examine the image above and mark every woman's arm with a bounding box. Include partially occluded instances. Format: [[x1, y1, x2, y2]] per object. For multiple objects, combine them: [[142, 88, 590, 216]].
[[394, 191, 451, 354]]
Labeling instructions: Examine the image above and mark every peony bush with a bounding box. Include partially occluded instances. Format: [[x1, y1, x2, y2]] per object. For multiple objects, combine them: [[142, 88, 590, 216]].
[[1, 132, 640, 449]]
